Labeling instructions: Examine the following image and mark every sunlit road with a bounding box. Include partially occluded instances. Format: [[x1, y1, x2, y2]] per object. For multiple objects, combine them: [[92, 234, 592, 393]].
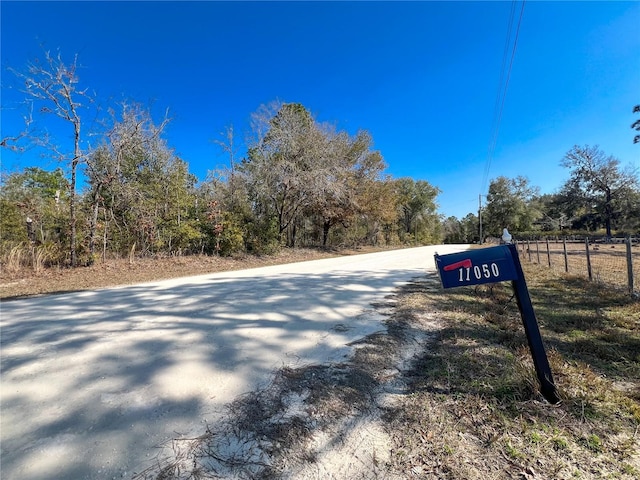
[[0, 245, 466, 479]]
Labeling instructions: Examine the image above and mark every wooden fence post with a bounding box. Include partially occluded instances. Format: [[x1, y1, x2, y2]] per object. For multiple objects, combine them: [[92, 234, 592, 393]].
[[527, 240, 532, 262], [546, 237, 551, 267], [536, 240, 540, 264], [563, 237, 569, 273], [585, 237, 592, 281], [627, 237, 635, 294]]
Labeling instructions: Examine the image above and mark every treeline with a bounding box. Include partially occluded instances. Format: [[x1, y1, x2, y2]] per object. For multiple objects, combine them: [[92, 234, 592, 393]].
[[0, 52, 442, 267], [1, 100, 443, 266], [1, 52, 638, 269], [443, 144, 640, 243]]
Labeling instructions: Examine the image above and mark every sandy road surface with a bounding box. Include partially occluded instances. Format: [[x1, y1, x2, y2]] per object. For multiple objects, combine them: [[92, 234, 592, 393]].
[[0, 245, 466, 479]]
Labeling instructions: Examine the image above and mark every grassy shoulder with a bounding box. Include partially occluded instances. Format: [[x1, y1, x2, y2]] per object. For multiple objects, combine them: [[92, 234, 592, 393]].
[[385, 263, 640, 479], [0, 247, 378, 300]]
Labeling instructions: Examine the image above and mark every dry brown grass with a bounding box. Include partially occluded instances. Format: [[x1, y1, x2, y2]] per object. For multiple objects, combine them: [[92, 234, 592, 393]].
[[0, 247, 380, 300], [384, 262, 640, 479]]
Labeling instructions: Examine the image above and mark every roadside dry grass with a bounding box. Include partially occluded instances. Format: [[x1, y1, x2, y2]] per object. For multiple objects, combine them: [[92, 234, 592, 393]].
[[0, 248, 366, 300], [384, 263, 640, 479]]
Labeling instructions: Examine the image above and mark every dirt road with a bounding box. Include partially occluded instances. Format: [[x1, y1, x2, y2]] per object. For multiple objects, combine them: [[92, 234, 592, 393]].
[[0, 245, 465, 479]]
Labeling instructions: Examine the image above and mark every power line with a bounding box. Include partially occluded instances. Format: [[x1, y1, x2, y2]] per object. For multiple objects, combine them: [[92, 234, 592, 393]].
[[485, 0, 516, 187], [481, 0, 526, 195]]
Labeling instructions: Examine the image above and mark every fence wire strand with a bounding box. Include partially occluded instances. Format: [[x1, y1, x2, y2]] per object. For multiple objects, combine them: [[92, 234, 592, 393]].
[[517, 237, 639, 295]]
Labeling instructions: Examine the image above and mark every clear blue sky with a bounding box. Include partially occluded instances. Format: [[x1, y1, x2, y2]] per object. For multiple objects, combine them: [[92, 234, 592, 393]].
[[2, 1, 639, 219]]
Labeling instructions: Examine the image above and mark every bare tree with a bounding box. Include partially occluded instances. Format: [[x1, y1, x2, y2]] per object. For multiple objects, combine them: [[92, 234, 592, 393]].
[[211, 124, 244, 212], [10, 50, 92, 266], [86, 102, 173, 257], [213, 124, 239, 173], [561, 145, 639, 237], [0, 102, 34, 152]]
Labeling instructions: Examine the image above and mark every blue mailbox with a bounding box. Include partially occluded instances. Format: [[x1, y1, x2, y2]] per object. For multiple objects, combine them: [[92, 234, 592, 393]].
[[433, 244, 560, 404], [435, 245, 519, 289]]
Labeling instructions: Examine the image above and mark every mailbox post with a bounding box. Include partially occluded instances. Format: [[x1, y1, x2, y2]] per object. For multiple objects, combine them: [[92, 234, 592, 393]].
[[435, 244, 560, 404]]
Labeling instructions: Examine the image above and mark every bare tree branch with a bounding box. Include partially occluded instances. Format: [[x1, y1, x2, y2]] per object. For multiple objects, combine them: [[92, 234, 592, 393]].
[[9, 49, 94, 266]]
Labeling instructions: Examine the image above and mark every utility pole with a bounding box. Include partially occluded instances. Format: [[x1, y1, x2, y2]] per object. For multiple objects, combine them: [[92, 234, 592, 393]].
[[479, 194, 483, 245]]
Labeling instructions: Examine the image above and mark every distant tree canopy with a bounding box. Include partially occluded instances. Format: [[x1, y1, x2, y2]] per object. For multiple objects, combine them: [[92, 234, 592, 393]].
[[477, 146, 640, 239], [395, 178, 441, 244], [560, 145, 639, 237], [235, 102, 436, 249], [442, 213, 478, 244], [483, 176, 539, 237]]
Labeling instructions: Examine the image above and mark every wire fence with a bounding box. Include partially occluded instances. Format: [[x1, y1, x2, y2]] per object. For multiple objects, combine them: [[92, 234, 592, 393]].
[[515, 236, 639, 296]]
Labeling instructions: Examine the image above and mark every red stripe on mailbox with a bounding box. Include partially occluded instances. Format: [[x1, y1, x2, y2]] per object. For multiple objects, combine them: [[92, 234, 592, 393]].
[[443, 258, 472, 271]]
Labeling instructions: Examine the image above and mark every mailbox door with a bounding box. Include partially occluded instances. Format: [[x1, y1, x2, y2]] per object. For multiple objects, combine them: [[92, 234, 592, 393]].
[[435, 246, 519, 289]]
